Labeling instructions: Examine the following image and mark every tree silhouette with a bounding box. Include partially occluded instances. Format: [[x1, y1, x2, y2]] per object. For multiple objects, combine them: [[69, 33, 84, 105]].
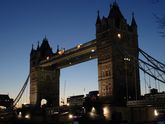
[[154, 14, 165, 37], [151, 0, 165, 37]]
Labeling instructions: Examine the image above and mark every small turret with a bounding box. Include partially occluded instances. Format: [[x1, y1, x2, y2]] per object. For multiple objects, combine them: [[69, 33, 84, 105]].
[[37, 41, 40, 50], [39, 37, 53, 60], [56, 45, 59, 53], [96, 10, 102, 33], [96, 1, 129, 34], [30, 44, 35, 55], [96, 10, 101, 24], [131, 12, 137, 32], [108, 2, 124, 20], [30, 37, 54, 67]]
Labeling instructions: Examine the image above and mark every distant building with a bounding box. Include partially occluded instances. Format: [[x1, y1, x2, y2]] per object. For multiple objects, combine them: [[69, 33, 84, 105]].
[[127, 88, 165, 107], [67, 95, 84, 107], [67, 91, 99, 107], [88, 91, 99, 98], [0, 94, 13, 108], [127, 89, 165, 122]]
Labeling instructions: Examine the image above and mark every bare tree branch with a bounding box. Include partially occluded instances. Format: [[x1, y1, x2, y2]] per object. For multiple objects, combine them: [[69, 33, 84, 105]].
[[153, 14, 165, 37], [151, 0, 159, 4]]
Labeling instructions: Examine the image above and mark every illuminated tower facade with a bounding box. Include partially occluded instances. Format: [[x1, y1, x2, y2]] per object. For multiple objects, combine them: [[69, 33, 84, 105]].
[[96, 2, 140, 105], [30, 38, 60, 107]]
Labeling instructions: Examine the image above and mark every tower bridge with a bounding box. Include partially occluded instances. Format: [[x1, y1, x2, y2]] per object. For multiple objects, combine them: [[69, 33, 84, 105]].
[[29, 2, 141, 107], [9, 1, 164, 109], [10, 1, 165, 122]]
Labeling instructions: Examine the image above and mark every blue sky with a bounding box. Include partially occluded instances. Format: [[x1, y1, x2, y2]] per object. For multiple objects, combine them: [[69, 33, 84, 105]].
[[0, 0, 164, 104]]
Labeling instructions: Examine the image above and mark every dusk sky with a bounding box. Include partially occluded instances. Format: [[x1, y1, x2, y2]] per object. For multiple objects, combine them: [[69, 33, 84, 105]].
[[0, 0, 165, 104]]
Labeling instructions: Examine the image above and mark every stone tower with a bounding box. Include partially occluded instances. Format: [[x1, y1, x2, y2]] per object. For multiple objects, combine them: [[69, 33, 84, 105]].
[[96, 2, 140, 105], [30, 37, 60, 107]]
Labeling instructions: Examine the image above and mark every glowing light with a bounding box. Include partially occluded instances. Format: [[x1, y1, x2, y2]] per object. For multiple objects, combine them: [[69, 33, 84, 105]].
[[91, 49, 95, 52], [90, 111, 95, 117], [46, 56, 50, 60], [69, 114, 73, 119], [77, 44, 82, 49], [90, 107, 96, 118], [67, 103, 70, 106], [58, 49, 65, 55], [0, 106, 6, 109], [154, 109, 159, 116], [117, 33, 121, 39], [103, 106, 110, 120], [18, 112, 22, 118], [91, 107, 96, 113], [124, 57, 131, 61], [25, 113, 30, 119]]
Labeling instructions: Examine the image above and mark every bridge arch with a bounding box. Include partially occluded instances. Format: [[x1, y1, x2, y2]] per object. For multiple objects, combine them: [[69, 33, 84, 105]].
[[41, 99, 47, 107]]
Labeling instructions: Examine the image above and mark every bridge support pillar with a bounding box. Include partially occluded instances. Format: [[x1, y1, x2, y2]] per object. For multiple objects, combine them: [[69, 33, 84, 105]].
[[30, 66, 60, 107]]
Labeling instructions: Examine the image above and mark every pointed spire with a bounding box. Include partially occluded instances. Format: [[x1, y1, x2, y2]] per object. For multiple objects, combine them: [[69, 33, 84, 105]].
[[114, 0, 118, 6], [56, 45, 59, 53], [32, 44, 34, 50], [40, 36, 53, 54], [108, 1, 123, 19], [43, 35, 48, 42], [96, 10, 101, 24], [30, 44, 34, 55], [131, 12, 137, 27], [37, 41, 40, 50]]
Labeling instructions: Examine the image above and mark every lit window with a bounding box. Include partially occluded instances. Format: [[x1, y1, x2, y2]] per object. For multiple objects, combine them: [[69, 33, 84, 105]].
[[117, 33, 121, 39], [124, 57, 131, 61]]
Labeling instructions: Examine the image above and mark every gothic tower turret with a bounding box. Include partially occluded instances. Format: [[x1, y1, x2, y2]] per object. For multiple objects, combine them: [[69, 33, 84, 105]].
[[30, 38, 60, 107], [96, 2, 140, 105]]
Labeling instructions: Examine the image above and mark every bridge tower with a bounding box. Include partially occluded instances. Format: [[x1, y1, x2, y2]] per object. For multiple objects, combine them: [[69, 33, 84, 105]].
[[30, 37, 60, 107], [96, 2, 140, 105]]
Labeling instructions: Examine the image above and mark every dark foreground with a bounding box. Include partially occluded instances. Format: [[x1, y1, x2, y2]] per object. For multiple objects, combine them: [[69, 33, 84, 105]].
[[0, 116, 165, 124]]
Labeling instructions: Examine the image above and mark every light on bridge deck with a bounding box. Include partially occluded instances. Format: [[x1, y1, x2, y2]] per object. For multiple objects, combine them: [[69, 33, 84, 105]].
[[77, 44, 82, 49], [58, 48, 65, 55]]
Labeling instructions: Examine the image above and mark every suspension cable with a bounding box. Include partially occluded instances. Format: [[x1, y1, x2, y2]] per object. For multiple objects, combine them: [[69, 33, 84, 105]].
[[13, 74, 30, 107]]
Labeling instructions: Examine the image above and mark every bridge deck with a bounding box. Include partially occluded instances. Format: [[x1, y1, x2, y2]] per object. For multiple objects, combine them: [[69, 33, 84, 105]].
[[40, 39, 97, 68]]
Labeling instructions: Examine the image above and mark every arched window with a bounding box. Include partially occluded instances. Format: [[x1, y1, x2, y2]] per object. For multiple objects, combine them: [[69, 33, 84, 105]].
[[41, 99, 47, 106]]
